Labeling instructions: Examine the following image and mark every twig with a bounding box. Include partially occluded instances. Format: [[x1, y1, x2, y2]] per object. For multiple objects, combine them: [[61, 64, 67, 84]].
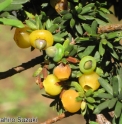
[[35, 65, 48, 89], [35, 75, 44, 89], [98, 24, 122, 34], [96, 114, 111, 124], [42, 65, 48, 79], [40, 112, 78, 124], [40, 111, 113, 124], [108, 111, 114, 118], [0, 55, 44, 80]]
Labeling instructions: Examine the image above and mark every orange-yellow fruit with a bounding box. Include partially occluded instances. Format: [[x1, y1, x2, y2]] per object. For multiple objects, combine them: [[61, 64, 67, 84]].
[[14, 26, 31, 48], [61, 89, 81, 113], [53, 63, 71, 81], [29, 30, 54, 50], [78, 72, 100, 91], [43, 74, 62, 96]]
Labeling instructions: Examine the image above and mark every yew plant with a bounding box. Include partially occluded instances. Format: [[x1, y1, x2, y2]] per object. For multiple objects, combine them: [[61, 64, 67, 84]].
[[1, 0, 122, 124]]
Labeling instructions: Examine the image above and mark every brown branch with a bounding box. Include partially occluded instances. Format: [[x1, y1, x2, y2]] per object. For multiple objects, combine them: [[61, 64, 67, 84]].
[[96, 114, 112, 124], [40, 112, 113, 124], [98, 24, 122, 34], [40, 112, 78, 124], [0, 55, 44, 80]]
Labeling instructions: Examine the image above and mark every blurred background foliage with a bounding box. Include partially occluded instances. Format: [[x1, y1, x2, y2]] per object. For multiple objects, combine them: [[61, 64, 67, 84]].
[[0, 0, 122, 124], [0, 25, 49, 123]]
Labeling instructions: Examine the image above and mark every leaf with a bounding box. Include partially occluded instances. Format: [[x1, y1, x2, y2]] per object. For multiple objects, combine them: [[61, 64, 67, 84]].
[[70, 64, 79, 69], [48, 63, 55, 69], [107, 42, 113, 49], [75, 37, 90, 43], [112, 117, 116, 124], [96, 1, 107, 7], [80, 7, 92, 14], [58, 108, 65, 114], [33, 67, 42, 77], [118, 88, 122, 100], [98, 11, 109, 21], [95, 18, 107, 26], [98, 77, 113, 95], [96, 93, 113, 99], [75, 23, 83, 35], [35, 14, 41, 29], [111, 49, 119, 60], [39, 11, 47, 22], [83, 3, 95, 8], [91, 20, 98, 34], [119, 113, 122, 124], [60, 32, 68, 37], [81, 105, 87, 116], [62, 13, 72, 20], [25, 11, 35, 19], [83, 15, 94, 20], [0, 17, 24, 28], [42, 94, 56, 99], [115, 46, 122, 50], [112, 76, 119, 97], [48, 24, 59, 33], [100, 7, 110, 14], [0, 0, 13, 12], [78, 45, 95, 58], [25, 19, 37, 30], [101, 38, 107, 45], [94, 51, 100, 62], [72, 0, 79, 2], [82, 23, 92, 34], [45, 19, 53, 29], [86, 97, 95, 103], [60, 10, 69, 15], [0, 11, 9, 17], [53, 17, 62, 24], [99, 42, 105, 56], [77, 46, 85, 52], [114, 37, 121, 42], [108, 98, 117, 109], [70, 81, 84, 93], [88, 11, 97, 16], [95, 67, 103, 76], [7, 14, 19, 20], [59, 20, 66, 29], [12, 0, 29, 4], [87, 103, 94, 110], [114, 101, 122, 118], [70, 18, 75, 28], [75, 5, 82, 14], [78, 14, 86, 20], [89, 121, 98, 124], [41, 3, 48, 8], [117, 68, 122, 93], [93, 100, 109, 114], [4, 4, 22, 11]]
